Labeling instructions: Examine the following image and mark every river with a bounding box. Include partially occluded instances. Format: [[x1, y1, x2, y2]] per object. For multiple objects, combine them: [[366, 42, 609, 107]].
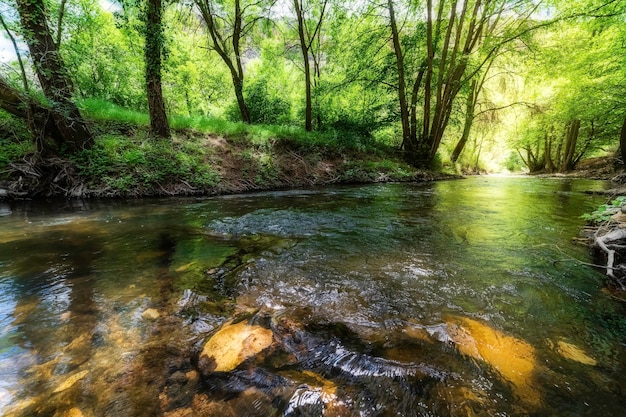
[[0, 177, 624, 416]]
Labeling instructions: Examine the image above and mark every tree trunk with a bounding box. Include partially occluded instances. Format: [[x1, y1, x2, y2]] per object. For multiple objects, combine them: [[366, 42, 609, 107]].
[[195, 0, 251, 124], [387, 0, 413, 160], [233, 77, 250, 123], [15, 0, 92, 153], [421, 0, 434, 151], [294, 0, 312, 131], [451, 79, 477, 163], [619, 119, 626, 166], [232, 0, 250, 123], [544, 132, 555, 172], [145, 0, 170, 138], [559, 119, 580, 172], [0, 76, 64, 151]]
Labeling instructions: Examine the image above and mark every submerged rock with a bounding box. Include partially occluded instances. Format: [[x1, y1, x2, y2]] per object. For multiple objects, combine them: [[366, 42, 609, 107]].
[[53, 370, 89, 393], [283, 371, 351, 417], [142, 308, 161, 320], [446, 316, 542, 408], [54, 408, 85, 417], [199, 320, 273, 374], [552, 339, 597, 365]]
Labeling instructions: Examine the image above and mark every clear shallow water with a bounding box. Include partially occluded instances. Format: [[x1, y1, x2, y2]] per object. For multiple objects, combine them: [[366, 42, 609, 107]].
[[0, 177, 624, 416]]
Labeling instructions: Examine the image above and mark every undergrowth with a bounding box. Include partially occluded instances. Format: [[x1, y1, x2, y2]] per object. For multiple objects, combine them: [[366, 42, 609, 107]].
[[70, 133, 220, 194], [581, 196, 626, 224], [1, 99, 422, 196]]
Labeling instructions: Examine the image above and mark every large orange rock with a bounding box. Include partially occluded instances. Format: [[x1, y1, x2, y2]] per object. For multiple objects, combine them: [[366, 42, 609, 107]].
[[447, 317, 542, 408], [199, 320, 273, 373]]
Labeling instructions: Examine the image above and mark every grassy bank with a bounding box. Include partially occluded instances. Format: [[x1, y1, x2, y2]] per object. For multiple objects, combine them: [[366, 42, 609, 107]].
[[0, 100, 443, 199]]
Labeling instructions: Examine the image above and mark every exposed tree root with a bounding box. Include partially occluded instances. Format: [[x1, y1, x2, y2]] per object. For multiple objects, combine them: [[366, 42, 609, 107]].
[[6, 153, 87, 198], [591, 225, 626, 290]]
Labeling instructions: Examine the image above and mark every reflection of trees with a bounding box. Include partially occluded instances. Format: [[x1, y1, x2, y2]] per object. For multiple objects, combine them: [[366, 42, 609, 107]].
[[2, 224, 104, 415]]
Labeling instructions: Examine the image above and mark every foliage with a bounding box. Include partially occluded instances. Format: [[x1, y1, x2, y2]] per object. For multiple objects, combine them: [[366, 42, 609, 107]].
[[226, 78, 291, 125], [501, 7, 626, 173], [0, 0, 624, 178], [0, 113, 34, 177], [581, 197, 626, 224], [71, 133, 220, 192], [504, 152, 524, 173], [79, 98, 150, 125], [63, 1, 147, 109]]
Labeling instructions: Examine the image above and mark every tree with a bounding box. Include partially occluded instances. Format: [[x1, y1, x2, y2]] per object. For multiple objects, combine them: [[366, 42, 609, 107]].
[[194, 0, 274, 123], [621, 119, 626, 165], [62, 1, 146, 109], [292, 0, 328, 131], [507, 3, 626, 173], [0, 75, 62, 140], [144, 0, 170, 138], [13, 0, 92, 153], [316, 3, 399, 137], [450, 78, 479, 163], [386, 0, 543, 168]]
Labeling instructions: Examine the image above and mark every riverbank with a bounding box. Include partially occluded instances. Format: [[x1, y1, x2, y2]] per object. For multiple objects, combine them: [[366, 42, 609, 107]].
[[0, 119, 453, 201]]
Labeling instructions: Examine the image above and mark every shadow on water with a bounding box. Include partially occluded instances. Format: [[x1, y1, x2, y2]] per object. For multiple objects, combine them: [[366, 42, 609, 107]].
[[0, 212, 213, 416], [1, 225, 104, 416], [0, 178, 624, 416]]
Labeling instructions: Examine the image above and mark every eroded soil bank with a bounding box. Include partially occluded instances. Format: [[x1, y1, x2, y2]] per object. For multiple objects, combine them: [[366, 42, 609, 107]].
[[0, 131, 454, 201]]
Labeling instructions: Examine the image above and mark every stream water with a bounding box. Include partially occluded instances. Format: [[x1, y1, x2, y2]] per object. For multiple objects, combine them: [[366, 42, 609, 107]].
[[0, 177, 624, 416]]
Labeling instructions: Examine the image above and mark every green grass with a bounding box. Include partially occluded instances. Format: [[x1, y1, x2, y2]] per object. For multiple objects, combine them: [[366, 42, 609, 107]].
[[70, 133, 220, 193], [78, 98, 150, 125], [170, 113, 369, 149], [0, 98, 413, 194], [78, 98, 386, 152]]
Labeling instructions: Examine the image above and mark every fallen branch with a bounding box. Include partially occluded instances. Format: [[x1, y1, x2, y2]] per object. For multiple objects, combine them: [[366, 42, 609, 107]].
[[594, 227, 626, 289]]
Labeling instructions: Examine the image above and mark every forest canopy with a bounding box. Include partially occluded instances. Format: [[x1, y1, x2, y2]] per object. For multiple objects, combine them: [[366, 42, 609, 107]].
[[0, 0, 624, 173]]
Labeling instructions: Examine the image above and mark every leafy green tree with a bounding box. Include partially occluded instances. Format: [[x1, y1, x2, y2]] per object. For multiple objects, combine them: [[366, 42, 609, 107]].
[[164, 11, 232, 117], [508, 3, 626, 173], [305, 3, 397, 137], [193, 0, 276, 123], [387, 0, 541, 168], [114, 0, 170, 136], [291, 0, 328, 131], [11, 0, 93, 153], [63, 2, 145, 109], [144, 0, 170, 138]]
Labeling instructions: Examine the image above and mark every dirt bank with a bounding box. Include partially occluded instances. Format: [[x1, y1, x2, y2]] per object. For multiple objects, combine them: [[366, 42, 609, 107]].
[[0, 131, 456, 200]]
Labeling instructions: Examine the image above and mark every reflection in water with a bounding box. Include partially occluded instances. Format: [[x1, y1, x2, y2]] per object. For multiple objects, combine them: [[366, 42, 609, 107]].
[[0, 177, 624, 416], [1, 224, 104, 416]]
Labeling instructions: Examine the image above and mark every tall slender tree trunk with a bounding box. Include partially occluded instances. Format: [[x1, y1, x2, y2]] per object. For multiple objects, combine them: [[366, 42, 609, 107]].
[[195, 0, 251, 123], [232, 0, 250, 123], [544, 132, 555, 172], [421, 0, 434, 153], [619, 119, 626, 166], [387, 0, 412, 156], [233, 77, 250, 123], [145, 0, 170, 138], [451, 79, 477, 163], [559, 119, 580, 172], [408, 65, 426, 145], [294, 0, 327, 131], [15, 0, 92, 153], [294, 0, 312, 131]]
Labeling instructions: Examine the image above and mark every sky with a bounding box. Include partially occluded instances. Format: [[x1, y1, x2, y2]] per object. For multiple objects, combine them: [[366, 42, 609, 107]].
[[0, 0, 119, 63], [0, 37, 13, 63]]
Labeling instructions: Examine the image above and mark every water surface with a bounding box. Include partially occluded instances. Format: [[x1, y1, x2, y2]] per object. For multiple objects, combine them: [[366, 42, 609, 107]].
[[0, 177, 624, 416]]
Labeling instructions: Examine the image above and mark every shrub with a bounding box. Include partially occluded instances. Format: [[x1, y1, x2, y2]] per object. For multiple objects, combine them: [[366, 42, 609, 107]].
[[226, 79, 291, 125]]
